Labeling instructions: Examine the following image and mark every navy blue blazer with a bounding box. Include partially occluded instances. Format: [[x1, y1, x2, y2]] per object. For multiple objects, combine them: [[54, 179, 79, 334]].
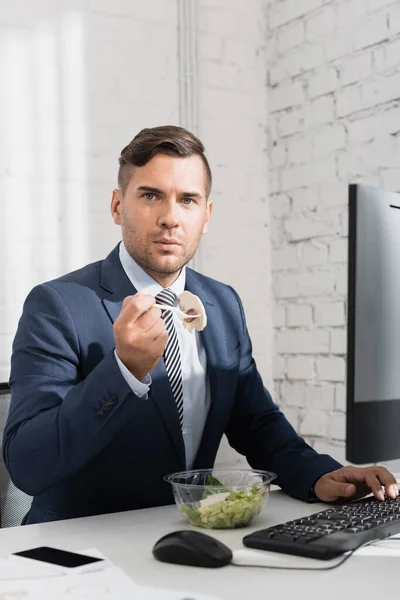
[[4, 245, 341, 524]]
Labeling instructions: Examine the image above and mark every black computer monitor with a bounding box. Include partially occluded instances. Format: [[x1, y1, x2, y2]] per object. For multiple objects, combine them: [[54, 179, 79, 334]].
[[346, 183, 400, 464]]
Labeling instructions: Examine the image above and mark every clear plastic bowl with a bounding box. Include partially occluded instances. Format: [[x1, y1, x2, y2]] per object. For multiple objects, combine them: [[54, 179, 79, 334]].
[[164, 468, 277, 529]]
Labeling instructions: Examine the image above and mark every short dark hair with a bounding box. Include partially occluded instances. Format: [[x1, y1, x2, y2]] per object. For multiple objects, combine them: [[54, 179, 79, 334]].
[[118, 125, 212, 197]]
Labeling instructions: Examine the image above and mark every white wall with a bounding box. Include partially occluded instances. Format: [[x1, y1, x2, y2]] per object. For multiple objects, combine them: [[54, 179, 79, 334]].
[[0, 0, 179, 380], [268, 0, 400, 464], [197, 0, 271, 466], [197, 0, 272, 381], [0, 0, 271, 467]]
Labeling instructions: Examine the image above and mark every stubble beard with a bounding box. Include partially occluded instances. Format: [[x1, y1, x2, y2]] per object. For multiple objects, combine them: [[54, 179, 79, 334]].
[[123, 235, 199, 276]]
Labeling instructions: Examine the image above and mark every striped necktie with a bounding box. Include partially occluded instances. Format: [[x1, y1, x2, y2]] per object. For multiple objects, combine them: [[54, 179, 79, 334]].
[[156, 288, 184, 428]]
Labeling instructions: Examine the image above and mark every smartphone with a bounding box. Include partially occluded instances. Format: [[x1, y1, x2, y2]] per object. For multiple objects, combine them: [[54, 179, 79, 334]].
[[11, 547, 105, 574]]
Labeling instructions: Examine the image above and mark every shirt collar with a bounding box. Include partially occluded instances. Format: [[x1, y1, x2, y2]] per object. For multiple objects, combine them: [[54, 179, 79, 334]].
[[119, 241, 186, 297]]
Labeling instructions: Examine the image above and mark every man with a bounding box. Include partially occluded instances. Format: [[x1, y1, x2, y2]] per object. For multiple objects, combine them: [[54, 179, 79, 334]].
[[4, 125, 397, 525]]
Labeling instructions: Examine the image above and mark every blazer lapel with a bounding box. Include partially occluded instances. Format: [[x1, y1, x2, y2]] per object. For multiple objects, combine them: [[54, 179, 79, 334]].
[[101, 245, 137, 323], [99, 245, 185, 467], [185, 269, 228, 417], [186, 269, 240, 468]]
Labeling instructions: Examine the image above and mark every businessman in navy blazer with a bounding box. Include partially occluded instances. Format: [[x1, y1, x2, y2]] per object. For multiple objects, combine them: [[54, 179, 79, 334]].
[[4, 125, 398, 525]]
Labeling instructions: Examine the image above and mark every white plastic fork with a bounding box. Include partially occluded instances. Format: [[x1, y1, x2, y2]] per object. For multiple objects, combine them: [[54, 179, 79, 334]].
[[154, 303, 201, 320]]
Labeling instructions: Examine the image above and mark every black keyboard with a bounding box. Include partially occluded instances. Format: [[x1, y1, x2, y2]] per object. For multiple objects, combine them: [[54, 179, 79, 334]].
[[243, 495, 400, 560]]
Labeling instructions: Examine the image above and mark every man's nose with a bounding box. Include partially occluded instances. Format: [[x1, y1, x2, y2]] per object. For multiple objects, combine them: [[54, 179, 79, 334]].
[[158, 199, 180, 228]]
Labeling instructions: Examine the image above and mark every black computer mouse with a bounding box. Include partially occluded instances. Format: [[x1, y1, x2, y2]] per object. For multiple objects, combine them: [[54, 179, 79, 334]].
[[152, 530, 233, 568]]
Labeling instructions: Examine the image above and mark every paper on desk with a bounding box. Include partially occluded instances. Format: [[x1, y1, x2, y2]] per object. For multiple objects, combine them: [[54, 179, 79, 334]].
[[137, 584, 221, 600], [0, 566, 139, 598], [0, 557, 63, 580], [1, 547, 220, 600], [0, 564, 220, 600], [81, 548, 220, 599], [1, 547, 107, 581]]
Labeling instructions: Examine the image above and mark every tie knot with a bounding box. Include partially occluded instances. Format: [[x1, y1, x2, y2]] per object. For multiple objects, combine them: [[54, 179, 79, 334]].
[[156, 288, 177, 307]]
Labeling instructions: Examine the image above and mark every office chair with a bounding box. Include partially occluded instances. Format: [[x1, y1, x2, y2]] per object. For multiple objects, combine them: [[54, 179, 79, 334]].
[[0, 382, 32, 527]]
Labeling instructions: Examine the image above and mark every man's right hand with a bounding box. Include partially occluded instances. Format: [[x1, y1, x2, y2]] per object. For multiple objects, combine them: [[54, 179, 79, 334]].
[[113, 292, 168, 381]]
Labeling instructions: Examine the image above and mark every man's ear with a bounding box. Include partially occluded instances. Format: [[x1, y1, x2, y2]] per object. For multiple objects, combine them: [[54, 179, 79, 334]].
[[202, 199, 213, 235], [111, 189, 122, 224]]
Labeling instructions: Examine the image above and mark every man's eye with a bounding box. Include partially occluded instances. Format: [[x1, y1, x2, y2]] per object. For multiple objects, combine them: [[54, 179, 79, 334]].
[[144, 193, 155, 200], [182, 198, 194, 205]]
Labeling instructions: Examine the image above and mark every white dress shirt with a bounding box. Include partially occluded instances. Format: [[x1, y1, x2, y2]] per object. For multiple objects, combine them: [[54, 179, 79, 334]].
[[114, 242, 211, 469]]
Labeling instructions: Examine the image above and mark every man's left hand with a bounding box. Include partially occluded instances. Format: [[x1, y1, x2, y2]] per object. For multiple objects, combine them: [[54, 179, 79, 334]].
[[314, 466, 399, 503]]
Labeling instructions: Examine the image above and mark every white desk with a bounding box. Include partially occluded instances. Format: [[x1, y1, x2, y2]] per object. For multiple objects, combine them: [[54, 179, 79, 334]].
[[0, 489, 396, 599]]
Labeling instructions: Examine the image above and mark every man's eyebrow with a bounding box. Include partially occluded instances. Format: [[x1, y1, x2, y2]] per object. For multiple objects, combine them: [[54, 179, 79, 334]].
[[137, 186, 203, 198], [137, 185, 165, 195], [180, 190, 202, 198]]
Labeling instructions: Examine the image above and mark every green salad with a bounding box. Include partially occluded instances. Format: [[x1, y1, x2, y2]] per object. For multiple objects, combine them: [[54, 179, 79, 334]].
[[182, 476, 266, 529]]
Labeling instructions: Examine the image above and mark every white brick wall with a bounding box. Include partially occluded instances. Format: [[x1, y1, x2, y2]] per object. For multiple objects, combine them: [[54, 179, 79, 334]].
[[197, 0, 271, 381], [287, 304, 313, 327], [197, 0, 270, 468], [268, 0, 400, 462], [287, 356, 314, 380]]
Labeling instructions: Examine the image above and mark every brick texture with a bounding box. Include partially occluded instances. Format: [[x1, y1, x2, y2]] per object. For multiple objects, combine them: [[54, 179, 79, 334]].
[[268, 0, 400, 460]]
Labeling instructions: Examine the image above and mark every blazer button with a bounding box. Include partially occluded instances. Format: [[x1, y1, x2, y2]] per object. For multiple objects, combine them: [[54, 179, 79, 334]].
[[103, 395, 117, 411], [104, 394, 118, 406]]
